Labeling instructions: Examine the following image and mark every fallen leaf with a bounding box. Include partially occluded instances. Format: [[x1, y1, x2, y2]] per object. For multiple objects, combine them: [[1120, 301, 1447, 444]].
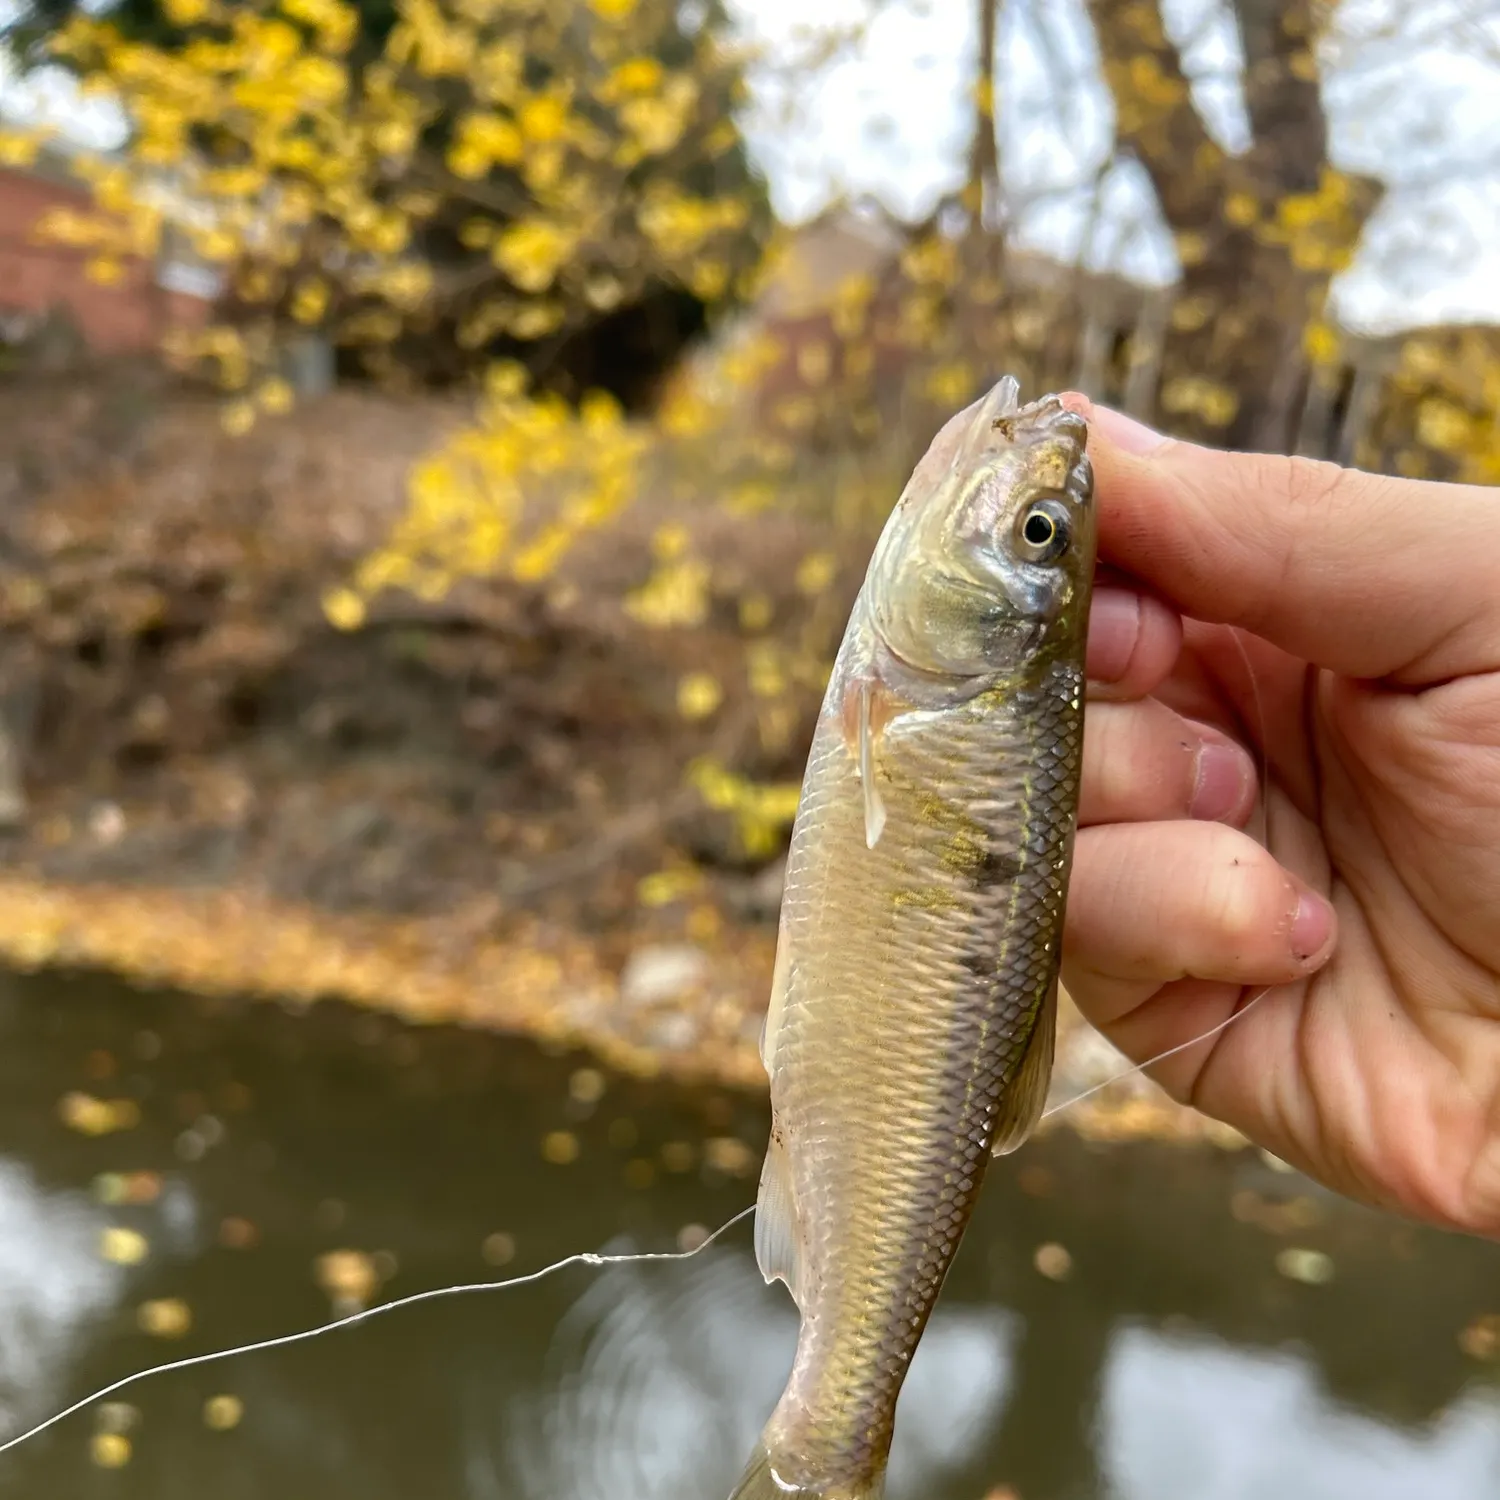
[[203, 1394, 243, 1430], [315, 1249, 380, 1309], [1459, 1314, 1500, 1361], [219, 1216, 260, 1250], [137, 1298, 192, 1337], [59, 1092, 140, 1136], [99, 1226, 149, 1266], [91, 1433, 131, 1468], [542, 1129, 580, 1165], [1274, 1247, 1334, 1285], [1033, 1243, 1072, 1281]]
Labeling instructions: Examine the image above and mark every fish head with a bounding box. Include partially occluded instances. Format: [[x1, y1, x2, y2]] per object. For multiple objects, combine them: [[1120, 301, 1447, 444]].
[[867, 376, 1096, 680]]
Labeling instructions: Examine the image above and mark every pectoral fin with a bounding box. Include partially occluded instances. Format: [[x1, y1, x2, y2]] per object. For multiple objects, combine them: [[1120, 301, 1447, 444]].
[[753, 1127, 806, 1309], [990, 978, 1058, 1156], [840, 672, 894, 851], [857, 681, 887, 849]]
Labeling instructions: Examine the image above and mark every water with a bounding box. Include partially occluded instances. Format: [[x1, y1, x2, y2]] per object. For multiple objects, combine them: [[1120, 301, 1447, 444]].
[[0, 966, 1496, 1500]]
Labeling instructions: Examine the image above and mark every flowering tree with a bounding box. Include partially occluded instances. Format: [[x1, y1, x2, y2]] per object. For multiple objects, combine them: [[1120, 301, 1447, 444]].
[[11, 0, 769, 401]]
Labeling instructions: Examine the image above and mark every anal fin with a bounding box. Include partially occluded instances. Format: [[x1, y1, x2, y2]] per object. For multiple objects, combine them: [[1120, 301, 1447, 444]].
[[991, 978, 1058, 1156], [753, 1127, 805, 1308]]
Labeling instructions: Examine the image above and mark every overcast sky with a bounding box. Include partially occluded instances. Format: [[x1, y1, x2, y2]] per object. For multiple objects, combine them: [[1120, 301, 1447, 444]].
[[5, 0, 1500, 334], [728, 0, 1500, 334]]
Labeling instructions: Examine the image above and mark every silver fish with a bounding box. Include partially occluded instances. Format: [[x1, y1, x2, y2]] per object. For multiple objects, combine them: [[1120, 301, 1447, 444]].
[[728, 377, 1096, 1500]]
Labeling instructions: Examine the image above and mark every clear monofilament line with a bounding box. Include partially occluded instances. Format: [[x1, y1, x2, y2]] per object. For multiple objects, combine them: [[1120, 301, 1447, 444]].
[[0, 626, 1290, 1454], [0, 1204, 756, 1458], [1039, 984, 1271, 1121]]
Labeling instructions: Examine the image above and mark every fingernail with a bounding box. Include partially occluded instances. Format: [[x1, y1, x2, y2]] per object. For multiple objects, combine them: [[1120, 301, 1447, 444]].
[[1289, 890, 1335, 964], [1191, 739, 1254, 822], [1085, 587, 1141, 684], [1090, 405, 1169, 456]]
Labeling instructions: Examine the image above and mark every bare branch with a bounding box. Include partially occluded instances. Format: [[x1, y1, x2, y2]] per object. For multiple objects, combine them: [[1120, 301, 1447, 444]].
[[1084, 0, 1224, 227]]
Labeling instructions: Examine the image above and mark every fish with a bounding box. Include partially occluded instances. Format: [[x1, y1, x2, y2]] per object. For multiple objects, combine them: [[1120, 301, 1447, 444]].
[[727, 377, 1096, 1500]]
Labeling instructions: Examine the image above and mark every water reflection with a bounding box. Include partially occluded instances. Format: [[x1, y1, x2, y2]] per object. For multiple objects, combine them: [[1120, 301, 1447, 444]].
[[509, 1248, 1017, 1500], [1104, 1328, 1500, 1499], [0, 1161, 131, 1439], [0, 967, 1494, 1500], [507, 1248, 788, 1500]]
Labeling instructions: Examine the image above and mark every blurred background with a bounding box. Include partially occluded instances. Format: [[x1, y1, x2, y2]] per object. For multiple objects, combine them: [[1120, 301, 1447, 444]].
[[0, 1, 1497, 1496]]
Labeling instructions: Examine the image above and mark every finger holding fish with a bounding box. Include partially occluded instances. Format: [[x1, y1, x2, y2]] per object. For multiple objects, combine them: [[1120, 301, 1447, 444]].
[[1085, 576, 1183, 701], [1079, 699, 1258, 828], [1062, 818, 1336, 1005]]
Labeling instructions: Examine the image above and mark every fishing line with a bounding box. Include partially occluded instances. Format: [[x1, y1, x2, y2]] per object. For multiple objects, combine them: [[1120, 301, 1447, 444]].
[[1042, 624, 1280, 1121], [1, 616, 1292, 1451], [0, 1204, 757, 1457], [1038, 985, 1271, 1122]]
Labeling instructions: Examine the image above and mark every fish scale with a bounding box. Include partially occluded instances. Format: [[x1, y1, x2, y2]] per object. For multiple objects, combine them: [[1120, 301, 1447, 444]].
[[730, 381, 1094, 1500]]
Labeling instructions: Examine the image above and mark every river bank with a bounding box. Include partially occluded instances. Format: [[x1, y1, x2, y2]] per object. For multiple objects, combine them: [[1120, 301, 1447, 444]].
[[0, 368, 1228, 1143]]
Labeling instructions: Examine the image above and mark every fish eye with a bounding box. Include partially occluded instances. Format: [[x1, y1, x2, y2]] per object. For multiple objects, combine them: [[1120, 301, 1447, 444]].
[[1016, 499, 1071, 564]]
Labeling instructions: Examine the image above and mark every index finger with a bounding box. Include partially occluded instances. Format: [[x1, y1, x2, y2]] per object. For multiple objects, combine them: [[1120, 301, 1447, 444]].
[[1065, 398, 1500, 684]]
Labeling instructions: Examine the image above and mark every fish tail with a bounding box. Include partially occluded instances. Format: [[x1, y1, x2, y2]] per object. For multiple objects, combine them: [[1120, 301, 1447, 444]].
[[726, 1441, 885, 1499], [725, 1443, 787, 1500]]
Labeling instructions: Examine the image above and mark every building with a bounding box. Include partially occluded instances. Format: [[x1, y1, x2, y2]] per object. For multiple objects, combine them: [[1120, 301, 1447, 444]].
[[0, 149, 217, 360]]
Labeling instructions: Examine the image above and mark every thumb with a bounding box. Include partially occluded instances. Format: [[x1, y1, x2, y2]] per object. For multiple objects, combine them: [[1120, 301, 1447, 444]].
[[1071, 400, 1500, 684]]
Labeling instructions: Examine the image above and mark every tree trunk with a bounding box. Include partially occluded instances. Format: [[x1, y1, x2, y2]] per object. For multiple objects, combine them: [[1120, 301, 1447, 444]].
[[1086, 0, 1383, 451]]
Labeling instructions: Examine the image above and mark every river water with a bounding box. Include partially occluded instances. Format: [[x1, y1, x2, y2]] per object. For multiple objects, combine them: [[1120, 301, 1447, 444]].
[[0, 965, 1495, 1500]]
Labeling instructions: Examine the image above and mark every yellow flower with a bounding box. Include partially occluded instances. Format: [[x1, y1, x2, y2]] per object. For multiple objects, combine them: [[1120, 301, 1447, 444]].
[[518, 94, 569, 143], [0, 130, 41, 168], [609, 57, 664, 95], [322, 588, 367, 630], [291, 278, 329, 324], [677, 672, 723, 720], [221, 401, 256, 436], [493, 219, 573, 294]]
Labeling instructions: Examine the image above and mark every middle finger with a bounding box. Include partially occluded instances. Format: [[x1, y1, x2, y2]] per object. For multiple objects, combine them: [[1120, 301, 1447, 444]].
[[1081, 698, 1259, 827]]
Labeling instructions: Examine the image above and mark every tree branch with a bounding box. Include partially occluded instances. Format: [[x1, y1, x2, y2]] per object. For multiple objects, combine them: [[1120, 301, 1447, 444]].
[[1234, 0, 1328, 193], [1084, 0, 1224, 228], [966, 0, 1002, 222]]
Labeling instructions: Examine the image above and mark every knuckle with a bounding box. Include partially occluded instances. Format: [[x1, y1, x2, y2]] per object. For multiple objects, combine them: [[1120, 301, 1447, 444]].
[[1260, 452, 1352, 514], [1208, 851, 1272, 953]]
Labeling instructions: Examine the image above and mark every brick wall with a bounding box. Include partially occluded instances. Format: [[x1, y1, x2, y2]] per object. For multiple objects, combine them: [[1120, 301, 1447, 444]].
[[0, 163, 212, 355]]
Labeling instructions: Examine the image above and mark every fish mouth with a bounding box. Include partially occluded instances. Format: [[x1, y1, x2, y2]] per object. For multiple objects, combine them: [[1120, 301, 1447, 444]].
[[947, 378, 1091, 493], [971, 378, 1088, 451]]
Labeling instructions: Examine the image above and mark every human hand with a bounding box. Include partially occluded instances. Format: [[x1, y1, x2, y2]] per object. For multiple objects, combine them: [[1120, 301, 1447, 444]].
[[1065, 399, 1500, 1241]]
